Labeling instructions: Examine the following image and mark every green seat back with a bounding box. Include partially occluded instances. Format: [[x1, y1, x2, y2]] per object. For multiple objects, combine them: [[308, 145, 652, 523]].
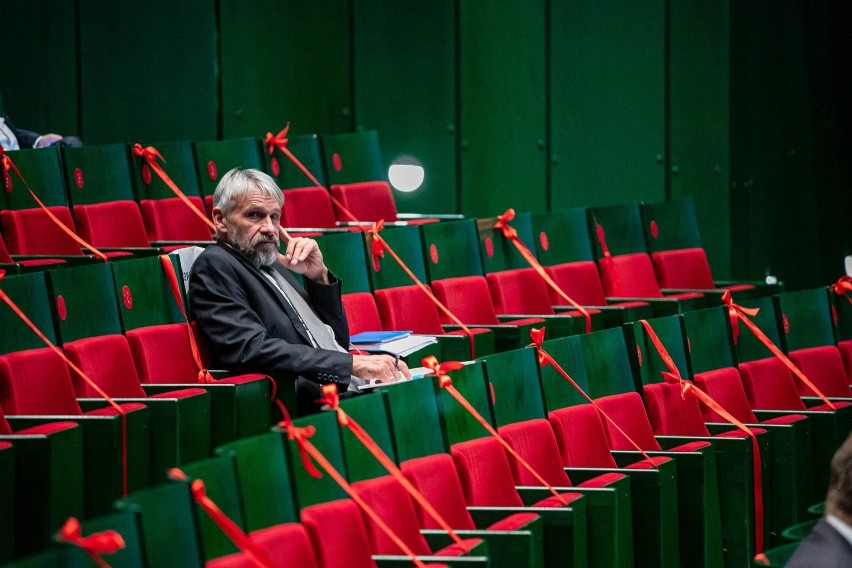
[[420, 219, 484, 281], [82, 511, 145, 568], [539, 334, 593, 410], [61, 144, 136, 205], [369, 225, 428, 290], [115, 482, 204, 568], [1, 147, 68, 210], [0, 272, 57, 354], [266, 133, 327, 189], [282, 412, 347, 508], [46, 262, 122, 343], [338, 392, 397, 483], [110, 255, 183, 331], [476, 211, 537, 274], [436, 361, 496, 445], [777, 287, 837, 350], [383, 377, 449, 461], [579, 327, 639, 398], [193, 138, 264, 198], [749, 542, 799, 567], [181, 456, 243, 560], [733, 295, 785, 363], [313, 232, 371, 294], [481, 347, 546, 425], [626, 314, 691, 386], [215, 432, 299, 530], [0, 442, 13, 562], [640, 198, 703, 253], [129, 141, 202, 201], [532, 209, 596, 265], [320, 130, 385, 185], [588, 202, 648, 258], [681, 307, 738, 374]]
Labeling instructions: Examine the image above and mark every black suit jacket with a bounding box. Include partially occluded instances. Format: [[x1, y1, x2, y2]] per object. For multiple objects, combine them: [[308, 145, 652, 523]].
[[785, 517, 852, 568], [188, 242, 353, 415]]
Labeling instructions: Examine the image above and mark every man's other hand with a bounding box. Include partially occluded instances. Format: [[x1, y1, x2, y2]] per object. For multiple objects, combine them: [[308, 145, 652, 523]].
[[278, 227, 329, 283], [352, 354, 412, 383]]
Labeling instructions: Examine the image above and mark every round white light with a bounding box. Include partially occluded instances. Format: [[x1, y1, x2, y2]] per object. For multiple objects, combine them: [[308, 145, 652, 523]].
[[388, 157, 425, 192]]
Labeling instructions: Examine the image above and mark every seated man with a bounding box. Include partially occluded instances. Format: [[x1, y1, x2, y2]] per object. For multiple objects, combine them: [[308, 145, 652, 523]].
[[189, 168, 410, 416], [785, 434, 852, 567]]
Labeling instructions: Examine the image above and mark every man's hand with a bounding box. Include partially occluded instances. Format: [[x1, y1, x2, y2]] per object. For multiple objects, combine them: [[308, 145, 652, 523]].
[[34, 134, 63, 148], [352, 354, 412, 383], [277, 227, 329, 283]]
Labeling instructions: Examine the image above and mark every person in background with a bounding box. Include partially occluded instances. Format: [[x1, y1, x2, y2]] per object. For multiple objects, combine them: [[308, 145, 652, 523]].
[[785, 434, 852, 567], [0, 113, 82, 150]]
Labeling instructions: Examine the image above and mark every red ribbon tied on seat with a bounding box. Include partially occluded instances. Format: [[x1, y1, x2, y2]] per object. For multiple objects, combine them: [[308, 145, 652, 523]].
[[275, 400, 323, 478], [493, 208, 519, 240], [368, 220, 386, 261], [721, 290, 759, 345], [264, 123, 290, 155], [57, 517, 125, 568], [422, 355, 465, 387], [833, 276, 852, 305], [528, 327, 550, 366]]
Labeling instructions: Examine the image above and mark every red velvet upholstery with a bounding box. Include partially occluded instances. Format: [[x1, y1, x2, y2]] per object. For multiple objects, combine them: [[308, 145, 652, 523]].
[[432, 276, 501, 325], [140, 197, 213, 241], [486, 268, 556, 315], [301, 499, 377, 568], [0, 348, 83, 415], [73, 201, 151, 247], [789, 345, 852, 397], [643, 382, 711, 437], [63, 335, 148, 398], [548, 405, 620, 468], [282, 186, 338, 229], [693, 367, 759, 423], [545, 261, 609, 305], [1, 207, 83, 255], [330, 181, 400, 223], [497, 419, 573, 487], [652, 249, 753, 292], [0, 234, 12, 263], [208, 523, 320, 568], [126, 323, 203, 384], [840, 339, 852, 383], [738, 358, 807, 410], [402, 453, 539, 533], [1, 402, 78, 436], [598, 253, 664, 298], [375, 286, 445, 334], [341, 292, 384, 335], [594, 392, 664, 450]]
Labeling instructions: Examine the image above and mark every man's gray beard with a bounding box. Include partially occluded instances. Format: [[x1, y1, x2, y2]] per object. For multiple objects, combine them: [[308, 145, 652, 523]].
[[229, 231, 279, 268]]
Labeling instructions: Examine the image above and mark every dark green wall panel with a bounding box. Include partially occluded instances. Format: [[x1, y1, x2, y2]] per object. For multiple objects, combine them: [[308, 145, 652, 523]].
[[78, 0, 218, 144], [220, 0, 352, 139], [668, 0, 731, 278], [550, 0, 666, 208], [0, 0, 79, 137], [352, 0, 457, 214], [459, 0, 547, 217]]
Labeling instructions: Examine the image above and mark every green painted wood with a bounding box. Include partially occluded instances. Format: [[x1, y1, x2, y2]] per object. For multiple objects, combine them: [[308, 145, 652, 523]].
[[313, 232, 371, 295], [352, 0, 457, 215], [284, 412, 347, 508], [550, 0, 665, 208], [61, 144, 135, 205], [321, 131, 385, 185], [368, 225, 428, 291], [481, 347, 545, 425], [115, 482, 205, 568], [46, 263, 122, 343], [78, 0, 217, 144], [625, 315, 691, 387], [0, 272, 57, 354], [459, 0, 547, 217], [269, 134, 327, 189], [193, 138, 264, 198], [681, 307, 738, 374], [640, 198, 703, 253], [0, 0, 79, 139], [436, 361, 495, 446], [181, 456, 243, 560], [215, 432, 299, 529], [476, 212, 537, 274], [220, 0, 352, 139], [111, 255, 183, 331], [531, 209, 595, 265], [579, 328, 638, 398], [338, 392, 397, 483], [1, 148, 68, 210], [420, 219, 484, 281], [733, 295, 784, 363], [383, 377, 449, 462], [777, 287, 836, 351], [539, 335, 592, 411], [82, 511, 145, 568], [129, 141, 202, 201], [587, 203, 648, 259], [0, 442, 12, 562]]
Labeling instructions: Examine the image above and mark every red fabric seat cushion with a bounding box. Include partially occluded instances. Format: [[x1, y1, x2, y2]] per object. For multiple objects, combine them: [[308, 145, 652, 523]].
[[789, 345, 852, 397], [548, 404, 619, 468], [140, 197, 212, 241], [402, 453, 477, 529], [0, 348, 82, 415], [545, 261, 609, 305], [301, 499, 376, 568], [643, 382, 711, 437], [497, 419, 573, 487], [126, 323, 204, 384], [282, 186, 337, 228], [208, 523, 320, 568], [375, 285, 445, 334], [738, 358, 806, 410], [351, 475, 433, 555], [651, 248, 716, 289], [668, 440, 712, 452], [432, 276, 500, 325], [486, 268, 556, 315], [693, 367, 758, 423], [73, 201, 150, 247], [598, 253, 664, 298], [64, 335, 147, 398], [594, 392, 663, 451], [341, 292, 384, 335], [1, 207, 83, 255], [451, 437, 525, 507], [330, 181, 399, 223]]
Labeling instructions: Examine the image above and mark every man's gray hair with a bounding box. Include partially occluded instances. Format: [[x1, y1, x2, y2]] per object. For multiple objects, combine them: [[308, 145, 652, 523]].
[[827, 435, 852, 520], [212, 168, 284, 218]]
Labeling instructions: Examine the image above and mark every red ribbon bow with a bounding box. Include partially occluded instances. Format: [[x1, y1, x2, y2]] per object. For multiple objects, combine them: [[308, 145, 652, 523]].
[[275, 400, 322, 478], [834, 276, 852, 304], [422, 355, 464, 387], [131, 143, 165, 164], [57, 517, 125, 568], [528, 327, 551, 366], [264, 123, 290, 155], [721, 290, 759, 345], [318, 384, 349, 427], [493, 208, 519, 240], [368, 220, 386, 260]]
